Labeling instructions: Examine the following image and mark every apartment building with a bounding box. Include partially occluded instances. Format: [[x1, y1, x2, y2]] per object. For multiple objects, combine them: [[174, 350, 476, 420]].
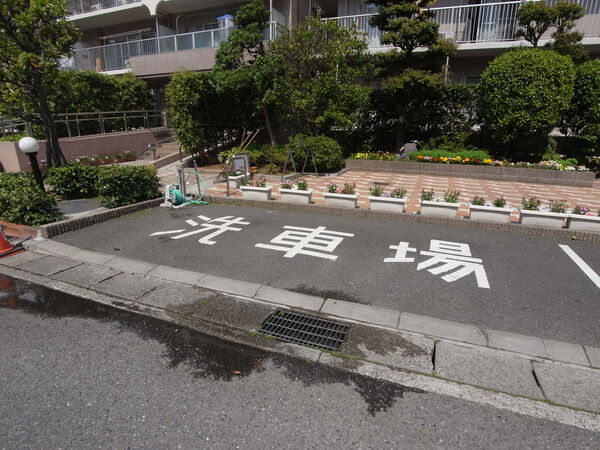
[[66, 0, 600, 88]]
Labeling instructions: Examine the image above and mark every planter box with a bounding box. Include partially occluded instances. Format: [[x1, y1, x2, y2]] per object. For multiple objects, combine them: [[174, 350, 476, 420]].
[[420, 200, 459, 218], [227, 175, 245, 190], [241, 185, 272, 201], [468, 204, 512, 223], [324, 192, 359, 209], [280, 188, 313, 204], [520, 210, 567, 228], [568, 214, 600, 233], [369, 196, 406, 213]]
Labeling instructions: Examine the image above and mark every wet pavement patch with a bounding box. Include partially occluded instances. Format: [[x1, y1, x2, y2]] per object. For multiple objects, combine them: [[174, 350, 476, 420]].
[[289, 284, 369, 305], [0, 273, 422, 415]]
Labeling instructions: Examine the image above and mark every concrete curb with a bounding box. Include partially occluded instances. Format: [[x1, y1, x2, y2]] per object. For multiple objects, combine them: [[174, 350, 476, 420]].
[[2, 246, 600, 428], [19, 238, 600, 369]]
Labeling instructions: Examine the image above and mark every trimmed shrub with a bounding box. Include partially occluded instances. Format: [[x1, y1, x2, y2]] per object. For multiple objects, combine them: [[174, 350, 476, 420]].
[[0, 173, 63, 226], [46, 164, 99, 199], [478, 48, 575, 158], [97, 165, 160, 208], [566, 60, 600, 154], [287, 134, 344, 173]]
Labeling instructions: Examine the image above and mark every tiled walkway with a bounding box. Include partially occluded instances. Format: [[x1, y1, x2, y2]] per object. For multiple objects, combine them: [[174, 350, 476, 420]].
[[159, 165, 600, 221]]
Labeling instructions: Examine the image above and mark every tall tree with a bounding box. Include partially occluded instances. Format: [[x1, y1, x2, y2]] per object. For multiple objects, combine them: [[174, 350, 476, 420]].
[[0, 0, 79, 167]]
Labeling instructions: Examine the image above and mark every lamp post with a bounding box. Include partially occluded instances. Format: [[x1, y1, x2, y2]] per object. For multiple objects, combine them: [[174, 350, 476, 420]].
[[18, 137, 45, 192]]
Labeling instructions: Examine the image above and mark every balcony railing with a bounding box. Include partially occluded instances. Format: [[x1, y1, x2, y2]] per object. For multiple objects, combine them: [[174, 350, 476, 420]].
[[69, 22, 283, 73], [323, 0, 600, 47], [68, 0, 142, 16]]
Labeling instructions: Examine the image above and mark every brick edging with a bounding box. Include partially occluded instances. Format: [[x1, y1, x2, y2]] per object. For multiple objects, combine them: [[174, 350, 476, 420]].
[[38, 197, 163, 239], [207, 195, 600, 243], [345, 160, 598, 187]]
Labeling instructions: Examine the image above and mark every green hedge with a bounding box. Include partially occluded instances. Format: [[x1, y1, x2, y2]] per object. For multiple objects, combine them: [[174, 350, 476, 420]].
[[46, 164, 99, 199], [287, 134, 344, 172], [97, 165, 160, 208], [0, 173, 63, 226]]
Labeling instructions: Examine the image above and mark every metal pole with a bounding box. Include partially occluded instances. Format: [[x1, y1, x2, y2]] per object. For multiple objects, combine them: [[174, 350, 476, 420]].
[[28, 154, 45, 192]]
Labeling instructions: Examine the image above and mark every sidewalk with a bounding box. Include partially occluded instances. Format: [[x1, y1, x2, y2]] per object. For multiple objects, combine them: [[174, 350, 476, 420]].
[[202, 170, 600, 221], [1, 239, 598, 431]]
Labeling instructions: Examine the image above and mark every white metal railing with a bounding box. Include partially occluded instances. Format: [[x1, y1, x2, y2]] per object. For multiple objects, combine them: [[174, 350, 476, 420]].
[[68, 0, 141, 16], [324, 0, 599, 47], [69, 22, 283, 73]]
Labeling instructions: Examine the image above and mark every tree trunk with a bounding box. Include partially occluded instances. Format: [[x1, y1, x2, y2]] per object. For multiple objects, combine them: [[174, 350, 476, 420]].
[[33, 74, 67, 167], [263, 108, 277, 146]]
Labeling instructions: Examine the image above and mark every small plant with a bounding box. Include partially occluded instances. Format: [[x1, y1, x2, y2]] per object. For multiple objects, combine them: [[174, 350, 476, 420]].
[[443, 190, 461, 203], [571, 206, 589, 215], [281, 181, 293, 189], [549, 199, 567, 214], [493, 197, 507, 208], [325, 183, 337, 193], [296, 179, 308, 191], [369, 185, 383, 197], [471, 196, 485, 206], [228, 168, 243, 177], [254, 176, 267, 188], [390, 187, 407, 199], [341, 182, 356, 195], [421, 189, 434, 201], [521, 197, 541, 211], [241, 177, 249, 186]]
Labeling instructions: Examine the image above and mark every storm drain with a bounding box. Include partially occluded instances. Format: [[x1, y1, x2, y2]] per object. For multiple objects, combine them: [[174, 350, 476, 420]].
[[259, 310, 350, 351]]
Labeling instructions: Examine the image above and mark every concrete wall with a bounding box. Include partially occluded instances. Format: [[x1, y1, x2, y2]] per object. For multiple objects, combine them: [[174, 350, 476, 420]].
[[0, 129, 164, 173]]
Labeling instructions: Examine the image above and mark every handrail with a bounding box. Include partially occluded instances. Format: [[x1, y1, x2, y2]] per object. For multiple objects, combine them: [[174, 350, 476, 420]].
[[68, 0, 142, 16]]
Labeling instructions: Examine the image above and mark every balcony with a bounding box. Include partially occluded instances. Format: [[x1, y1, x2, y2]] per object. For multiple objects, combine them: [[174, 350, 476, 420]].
[[323, 0, 600, 48], [68, 0, 142, 16], [69, 23, 282, 74]]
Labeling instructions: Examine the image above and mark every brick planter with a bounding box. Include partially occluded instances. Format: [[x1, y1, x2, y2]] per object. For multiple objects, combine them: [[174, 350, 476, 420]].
[[345, 160, 596, 187]]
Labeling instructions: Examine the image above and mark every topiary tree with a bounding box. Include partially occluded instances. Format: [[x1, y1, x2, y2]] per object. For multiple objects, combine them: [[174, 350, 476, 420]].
[[565, 60, 600, 153], [287, 134, 344, 173], [516, 1, 556, 47], [478, 48, 575, 159]]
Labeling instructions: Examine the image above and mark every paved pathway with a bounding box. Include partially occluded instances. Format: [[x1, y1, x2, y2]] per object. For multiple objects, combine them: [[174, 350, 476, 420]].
[[202, 170, 600, 221]]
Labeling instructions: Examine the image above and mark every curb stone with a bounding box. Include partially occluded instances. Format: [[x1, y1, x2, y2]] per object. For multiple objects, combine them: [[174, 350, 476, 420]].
[[1, 254, 599, 429]]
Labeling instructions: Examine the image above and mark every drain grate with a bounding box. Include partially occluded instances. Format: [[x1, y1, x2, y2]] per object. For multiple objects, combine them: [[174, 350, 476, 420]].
[[259, 310, 350, 351]]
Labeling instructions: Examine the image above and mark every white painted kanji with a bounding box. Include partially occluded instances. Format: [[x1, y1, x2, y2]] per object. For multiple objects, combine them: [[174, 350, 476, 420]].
[[150, 215, 250, 245], [417, 240, 490, 289], [383, 241, 417, 262], [255, 226, 354, 260]]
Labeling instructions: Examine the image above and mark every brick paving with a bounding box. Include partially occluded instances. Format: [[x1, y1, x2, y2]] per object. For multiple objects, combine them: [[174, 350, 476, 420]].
[[193, 170, 600, 222]]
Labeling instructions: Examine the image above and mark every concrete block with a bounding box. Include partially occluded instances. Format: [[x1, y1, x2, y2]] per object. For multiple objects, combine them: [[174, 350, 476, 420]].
[[105, 256, 157, 276], [0, 251, 48, 268], [342, 324, 434, 373], [488, 330, 547, 358], [95, 273, 162, 300], [543, 339, 589, 366], [139, 283, 212, 309], [256, 286, 324, 312], [398, 313, 486, 345], [53, 264, 119, 287], [435, 341, 543, 399], [23, 255, 81, 276], [585, 346, 600, 368], [70, 249, 115, 265], [31, 239, 78, 258], [321, 299, 399, 328], [197, 275, 261, 298], [533, 362, 600, 412], [146, 265, 207, 286]]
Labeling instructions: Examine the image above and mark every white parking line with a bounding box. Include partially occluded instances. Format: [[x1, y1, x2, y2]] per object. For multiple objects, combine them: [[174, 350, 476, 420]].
[[559, 245, 600, 289]]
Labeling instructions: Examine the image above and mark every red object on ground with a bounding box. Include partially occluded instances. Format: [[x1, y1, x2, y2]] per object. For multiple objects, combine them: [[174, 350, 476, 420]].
[[0, 275, 14, 290], [6, 297, 17, 308], [0, 226, 15, 256]]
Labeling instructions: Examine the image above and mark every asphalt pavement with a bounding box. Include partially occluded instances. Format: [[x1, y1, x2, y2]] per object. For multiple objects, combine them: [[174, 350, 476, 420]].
[[1, 277, 598, 449], [53, 204, 600, 346]]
